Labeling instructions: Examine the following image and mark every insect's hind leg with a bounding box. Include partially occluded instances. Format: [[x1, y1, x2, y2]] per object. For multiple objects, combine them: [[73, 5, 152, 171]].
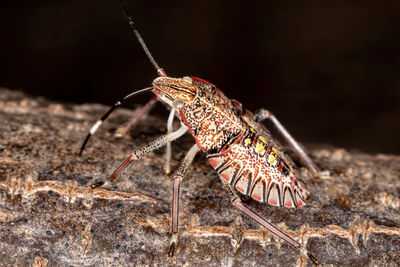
[[90, 125, 188, 189], [254, 109, 321, 176], [222, 181, 321, 266], [168, 144, 200, 257]]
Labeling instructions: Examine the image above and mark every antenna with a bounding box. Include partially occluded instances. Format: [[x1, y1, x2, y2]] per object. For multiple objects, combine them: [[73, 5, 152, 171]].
[[120, 1, 166, 76], [79, 87, 154, 155]]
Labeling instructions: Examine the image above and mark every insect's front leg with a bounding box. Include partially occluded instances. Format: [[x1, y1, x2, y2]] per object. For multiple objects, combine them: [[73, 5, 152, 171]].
[[221, 181, 321, 266], [168, 144, 200, 257], [114, 99, 177, 175], [90, 125, 188, 188]]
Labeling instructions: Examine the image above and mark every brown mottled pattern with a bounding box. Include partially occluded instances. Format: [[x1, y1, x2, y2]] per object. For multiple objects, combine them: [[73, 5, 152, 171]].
[[180, 79, 246, 152]]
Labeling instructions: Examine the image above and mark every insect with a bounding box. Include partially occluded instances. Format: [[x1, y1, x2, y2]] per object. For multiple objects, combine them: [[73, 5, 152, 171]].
[[79, 3, 328, 265]]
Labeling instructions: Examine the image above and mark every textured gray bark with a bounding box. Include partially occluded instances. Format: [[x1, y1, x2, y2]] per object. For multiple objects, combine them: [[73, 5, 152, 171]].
[[0, 88, 399, 266]]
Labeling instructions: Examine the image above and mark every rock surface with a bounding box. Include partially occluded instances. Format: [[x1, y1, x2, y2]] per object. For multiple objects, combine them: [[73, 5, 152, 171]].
[[0, 88, 399, 266]]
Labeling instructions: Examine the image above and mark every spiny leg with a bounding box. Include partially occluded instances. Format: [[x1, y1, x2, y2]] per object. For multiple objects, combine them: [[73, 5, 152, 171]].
[[168, 144, 200, 257], [115, 101, 176, 175], [90, 125, 188, 188], [222, 182, 321, 266], [114, 96, 158, 137], [254, 109, 320, 176]]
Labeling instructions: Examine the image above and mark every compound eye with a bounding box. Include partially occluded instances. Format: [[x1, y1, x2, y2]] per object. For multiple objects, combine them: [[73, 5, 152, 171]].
[[182, 76, 193, 84]]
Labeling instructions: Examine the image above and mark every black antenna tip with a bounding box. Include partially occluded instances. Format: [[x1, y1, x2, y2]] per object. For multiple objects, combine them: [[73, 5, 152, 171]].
[[118, 0, 164, 74], [79, 134, 91, 156]]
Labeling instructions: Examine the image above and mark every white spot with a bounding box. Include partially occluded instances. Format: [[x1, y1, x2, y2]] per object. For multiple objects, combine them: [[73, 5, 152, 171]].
[[90, 120, 102, 134]]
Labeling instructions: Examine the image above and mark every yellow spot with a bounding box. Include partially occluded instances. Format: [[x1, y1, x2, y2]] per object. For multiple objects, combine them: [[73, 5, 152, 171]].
[[250, 127, 255, 133], [258, 136, 266, 143], [256, 143, 264, 153], [268, 154, 276, 164], [268, 147, 278, 165], [244, 138, 251, 147]]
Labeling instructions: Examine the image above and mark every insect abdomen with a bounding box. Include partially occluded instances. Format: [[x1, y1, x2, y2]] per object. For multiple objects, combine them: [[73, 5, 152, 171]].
[[207, 131, 309, 208]]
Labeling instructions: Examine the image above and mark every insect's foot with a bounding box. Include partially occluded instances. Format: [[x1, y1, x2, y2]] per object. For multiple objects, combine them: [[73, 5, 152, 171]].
[[307, 251, 321, 266], [164, 166, 171, 176], [89, 180, 111, 189], [318, 168, 343, 179], [167, 234, 178, 257], [167, 242, 176, 257], [114, 126, 129, 138], [299, 247, 321, 266]]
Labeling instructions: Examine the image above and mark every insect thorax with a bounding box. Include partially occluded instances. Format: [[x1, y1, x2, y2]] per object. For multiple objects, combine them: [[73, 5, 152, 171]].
[[179, 78, 246, 153]]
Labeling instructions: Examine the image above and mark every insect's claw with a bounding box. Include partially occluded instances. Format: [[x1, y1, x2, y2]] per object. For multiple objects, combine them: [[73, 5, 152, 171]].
[[165, 166, 171, 176], [331, 168, 343, 175], [167, 242, 176, 257], [167, 234, 178, 257], [89, 180, 111, 189], [299, 247, 321, 266], [114, 126, 129, 138], [307, 251, 321, 266], [79, 134, 92, 156], [318, 168, 343, 179]]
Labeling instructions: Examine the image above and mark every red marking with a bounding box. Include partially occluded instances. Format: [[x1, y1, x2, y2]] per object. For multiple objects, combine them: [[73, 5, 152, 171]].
[[208, 158, 218, 168], [278, 164, 283, 172], [297, 200, 305, 207], [221, 172, 230, 182], [232, 99, 242, 107], [252, 193, 262, 201], [236, 186, 245, 193], [278, 159, 284, 172], [268, 199, 278, 206], [231, 99, 245, 115], [284, 201, 294, 208]]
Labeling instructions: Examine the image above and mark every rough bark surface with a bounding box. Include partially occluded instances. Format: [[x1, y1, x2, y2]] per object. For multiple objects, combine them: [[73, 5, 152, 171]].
[[0, 88, 399, 266]]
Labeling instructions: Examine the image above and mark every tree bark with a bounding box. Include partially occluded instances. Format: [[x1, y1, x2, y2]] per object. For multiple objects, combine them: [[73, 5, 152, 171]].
[[0, 88, 399, 266]]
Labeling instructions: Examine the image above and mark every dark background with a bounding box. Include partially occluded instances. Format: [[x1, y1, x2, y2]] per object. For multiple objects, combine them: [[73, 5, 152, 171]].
[[1, 0, 399, 154]]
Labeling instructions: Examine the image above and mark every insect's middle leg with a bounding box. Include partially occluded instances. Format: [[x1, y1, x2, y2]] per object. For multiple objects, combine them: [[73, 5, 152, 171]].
[[254, 109, 321, 176], [90, 125, 188, 188], [168, 144, 200, 257], [164, 108, 175, 175]]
